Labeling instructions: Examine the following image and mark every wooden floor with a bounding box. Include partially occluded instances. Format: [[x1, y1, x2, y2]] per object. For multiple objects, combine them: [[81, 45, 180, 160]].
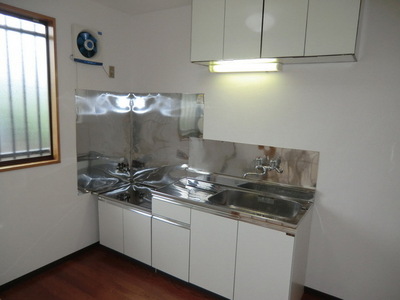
[[0, 244, 328, 300]]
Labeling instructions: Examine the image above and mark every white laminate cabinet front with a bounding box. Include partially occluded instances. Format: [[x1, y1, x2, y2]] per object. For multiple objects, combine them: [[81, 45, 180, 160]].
[[261, 0, 308, 58], [152, 198, 190, 224], [191, 0, 225, 62], [98, 200, 123, 253], [190, 209, 238, 299], [123, 209, 152, 266], [191, 0, 361, 63], [234, 222, 294, 300], [224, 0, 264, 60], [152, 217, 190, 281], [305, 0, 361, 56]]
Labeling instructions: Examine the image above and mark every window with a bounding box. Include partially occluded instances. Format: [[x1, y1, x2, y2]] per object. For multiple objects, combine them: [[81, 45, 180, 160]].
[[0, 4, 60, 171]]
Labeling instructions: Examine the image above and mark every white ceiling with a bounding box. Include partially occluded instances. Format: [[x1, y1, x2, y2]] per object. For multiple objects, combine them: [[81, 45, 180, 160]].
[[89, 0, 191, 16]]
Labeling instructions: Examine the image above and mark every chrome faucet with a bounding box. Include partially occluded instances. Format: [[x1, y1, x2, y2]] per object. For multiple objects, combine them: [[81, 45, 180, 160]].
[[243, 156, 283, 178], [268, 157, 284, 174]]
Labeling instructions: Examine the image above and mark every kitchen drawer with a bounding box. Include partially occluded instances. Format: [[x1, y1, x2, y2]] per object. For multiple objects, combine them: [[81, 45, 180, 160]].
[[152, 196, 191, 224]]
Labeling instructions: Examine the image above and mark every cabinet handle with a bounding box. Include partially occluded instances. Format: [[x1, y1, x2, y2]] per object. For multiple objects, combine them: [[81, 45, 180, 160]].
[[153, 216, 190, 230], [127, 207, 152, 217]]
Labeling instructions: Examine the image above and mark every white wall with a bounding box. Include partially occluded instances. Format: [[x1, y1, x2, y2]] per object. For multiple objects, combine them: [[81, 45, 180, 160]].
[[0, 0, 135, 285], [129, 1, 400, 299]]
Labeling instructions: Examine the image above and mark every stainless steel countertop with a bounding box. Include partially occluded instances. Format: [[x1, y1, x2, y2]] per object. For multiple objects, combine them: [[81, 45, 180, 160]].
[[153, 178, 314, 235], [98, 174, 315, 235]]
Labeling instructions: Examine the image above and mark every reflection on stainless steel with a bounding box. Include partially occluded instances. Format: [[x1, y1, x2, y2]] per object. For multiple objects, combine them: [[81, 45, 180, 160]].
[[78, 174, 120, 193], [75, 90, 319, 231], [131, 164, 188, 188], [77, 151, 130, 193], [155, 176, 313, 229], [76, 89, 204, 194], [99, 184, 152, 211], [238, 182, 314, 201], [189, 138, 319, 189], [208, 190, 303, 220]]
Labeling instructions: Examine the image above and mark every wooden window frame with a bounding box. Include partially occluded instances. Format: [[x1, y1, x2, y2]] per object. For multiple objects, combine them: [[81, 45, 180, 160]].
[[0, 3, 60, 172]]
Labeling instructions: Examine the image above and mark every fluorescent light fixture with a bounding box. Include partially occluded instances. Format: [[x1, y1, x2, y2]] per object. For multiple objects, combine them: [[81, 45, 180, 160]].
[[209, 59, 282, 73]]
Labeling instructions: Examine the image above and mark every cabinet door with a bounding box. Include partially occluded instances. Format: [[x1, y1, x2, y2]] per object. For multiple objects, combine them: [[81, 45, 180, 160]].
[[191, 0, 225, 62], [224, 0, 264, 60], [123, 208, 151, 265], [98, 200, 123, 253], [190, 210, 237, 299], [152, 217, 190, 281], [234, 222, 294, 300], [305, 0, 361, 56], [261, 0, 308, 58]]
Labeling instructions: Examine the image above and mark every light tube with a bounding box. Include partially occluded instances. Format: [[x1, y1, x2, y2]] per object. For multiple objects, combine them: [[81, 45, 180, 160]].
[[209, 59, 282, 73]]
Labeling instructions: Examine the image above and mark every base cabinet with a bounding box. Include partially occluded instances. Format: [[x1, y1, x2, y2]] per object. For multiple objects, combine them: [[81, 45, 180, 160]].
[[98, 199, 151, 265], [151, 196, 191, 281], [190, 209, 238, 299], [152, 217, 190, 281], [99, 196, 312, 300], [234, 222, 294, 300], [98, 200, 123, 253], [123, 208, 152, 265]]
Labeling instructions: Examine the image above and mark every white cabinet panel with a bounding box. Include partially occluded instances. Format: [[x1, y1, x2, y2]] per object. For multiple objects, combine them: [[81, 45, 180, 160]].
[[98, 200, 123, 253], [224, 0, 264, 59], [152, 198, 190, 224], [305, 0, 361, 56], [262, 0, 308, 58], [152, 217, 190, 281], [234, 222, 294, 300], [123, 208, 151, 265], [190, 209, 238, 299], [191, 0, 225, 62]]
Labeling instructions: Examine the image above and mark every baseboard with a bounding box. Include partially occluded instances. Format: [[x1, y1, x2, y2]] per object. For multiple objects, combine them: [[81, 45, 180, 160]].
[[304, 286, 343, 300], [0, 242, 99, 291]]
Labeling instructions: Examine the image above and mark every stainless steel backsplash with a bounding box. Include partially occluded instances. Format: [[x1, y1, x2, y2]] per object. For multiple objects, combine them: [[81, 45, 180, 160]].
[[76, 89, 318, 192], [188, 138, 319, 188]]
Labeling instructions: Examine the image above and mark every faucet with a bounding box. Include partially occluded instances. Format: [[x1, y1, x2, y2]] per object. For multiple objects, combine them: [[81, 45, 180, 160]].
[[243, 156, 283, 178]]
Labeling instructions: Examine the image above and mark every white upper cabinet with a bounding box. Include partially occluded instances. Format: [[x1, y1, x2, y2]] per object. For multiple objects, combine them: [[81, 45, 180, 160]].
[[224, 0, 264, 60], [191, 0, 361, 63], [261, 0, 308, 58], [191, 0, 225, 62], [305, 0, 361, 56]]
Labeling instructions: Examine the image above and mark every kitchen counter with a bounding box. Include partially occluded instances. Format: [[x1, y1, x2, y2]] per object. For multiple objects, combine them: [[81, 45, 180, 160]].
[[98, 173, 315, 235], [153, 177, 314, 235]]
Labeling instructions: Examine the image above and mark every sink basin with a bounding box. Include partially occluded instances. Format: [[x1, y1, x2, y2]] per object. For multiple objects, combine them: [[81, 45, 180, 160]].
[[208, 190, 302, 220], [238, 182, 314, 200]]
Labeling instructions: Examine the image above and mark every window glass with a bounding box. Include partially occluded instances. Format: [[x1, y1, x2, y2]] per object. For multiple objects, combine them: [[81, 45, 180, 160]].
[[0, 4, 59, 171]]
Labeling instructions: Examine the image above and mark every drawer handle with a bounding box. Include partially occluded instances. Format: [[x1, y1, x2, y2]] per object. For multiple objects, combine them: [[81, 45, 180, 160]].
[[153, 216, 190, 230]]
